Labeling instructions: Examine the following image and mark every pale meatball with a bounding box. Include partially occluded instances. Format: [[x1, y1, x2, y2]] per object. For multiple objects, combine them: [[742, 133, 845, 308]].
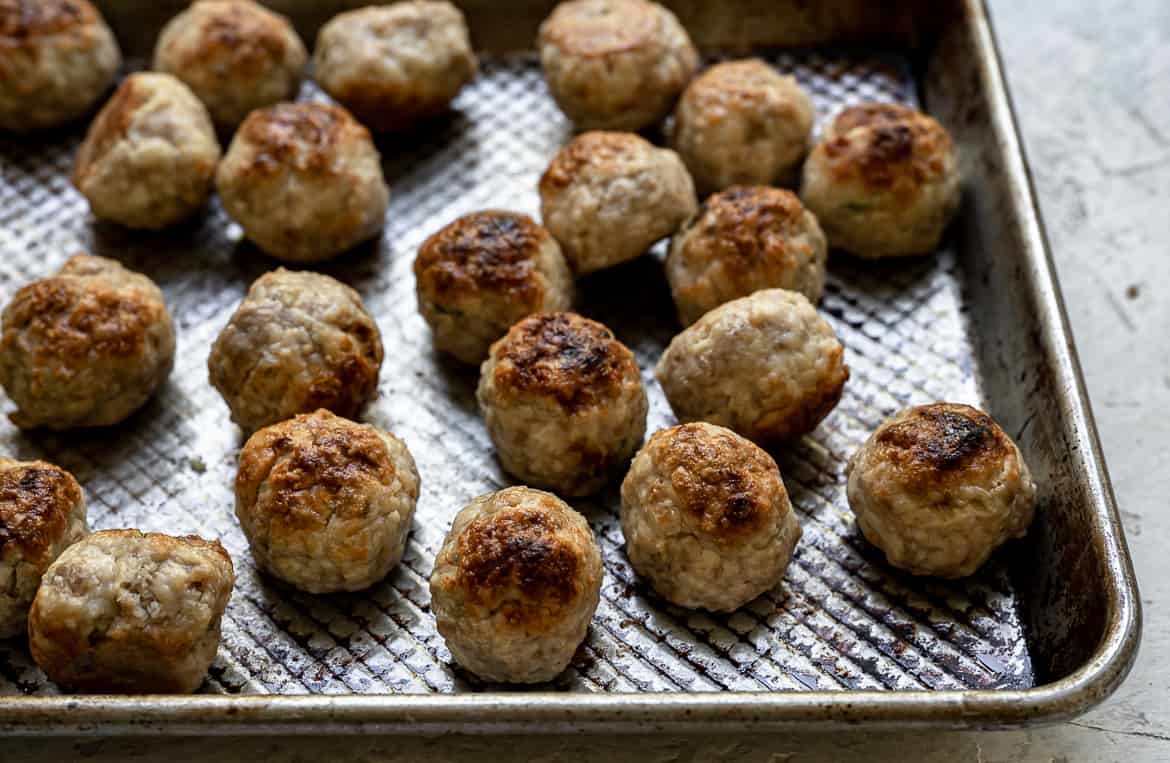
[[414, 211, 574, 364], [621, 423, 801, 612], [0, 458, 88, 638], [0, 0, 121, 131], [208, 268, 383, 433], [540, 131, 696, 275], [153, 0, 306, 129], [429, 487, 602, 683], [801, 103, 961, 258], [666, 186, 827, 326], [671, 59, 815, 195], [71, 73, 221, 230], [0, 255, 176, 430], [235, 410, 419, 593], [28, 530, 233, 693], [477, 312, 647, 496], [538, 0, 697, 131], [847, 403, 1036, 579], [313, 1, 477, 133], [216, 102, 390, 262], [656, 289, 848, 443]]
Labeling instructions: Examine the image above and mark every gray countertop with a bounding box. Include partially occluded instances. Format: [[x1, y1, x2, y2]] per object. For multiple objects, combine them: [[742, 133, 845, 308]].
[[5, 0, 1169, 759]]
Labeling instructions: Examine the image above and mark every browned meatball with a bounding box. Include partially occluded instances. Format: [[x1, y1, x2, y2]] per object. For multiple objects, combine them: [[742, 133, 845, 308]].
[[235, 410, 420, 593], [477, 312, 647, 496], [0, 458, 88, 637], [429, 487, 603, 683], [0, 255, 176, 430], [801, 103, 960, 258], [208, 268, 383, 432], [29, 530, 234, 694], [414, 211, 574, 364], [153, 0, 306, 129], [621, 423, 801, 611], [216, 102, 390, 262], [847, 403, 1036, 578], [0, 0, 121, 131], [666, 186, 827, 326]]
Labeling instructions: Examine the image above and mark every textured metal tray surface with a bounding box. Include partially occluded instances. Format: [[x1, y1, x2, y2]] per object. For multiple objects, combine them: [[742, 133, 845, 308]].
[[0, 48, 1039, 699]]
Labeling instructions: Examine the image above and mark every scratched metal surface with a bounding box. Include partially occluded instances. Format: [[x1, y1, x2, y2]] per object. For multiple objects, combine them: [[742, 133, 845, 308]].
[[0, 49, 1034, 697]]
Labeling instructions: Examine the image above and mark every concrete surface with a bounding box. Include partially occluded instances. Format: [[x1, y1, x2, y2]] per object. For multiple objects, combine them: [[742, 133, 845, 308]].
[[3, 0, 1168, 759]]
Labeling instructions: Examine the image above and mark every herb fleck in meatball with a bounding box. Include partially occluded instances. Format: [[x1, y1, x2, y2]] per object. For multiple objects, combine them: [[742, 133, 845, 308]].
[[667, 185, 827, 326], [429, 487, 602, 683], [414, 210, 574, 364], [538, 0, 697, 131], [216, 102, 390, 262], [235, 409, 420, 593], [314, 1, 477, 132], [540, 131, 696, 275], [0, 458, 88, 638], [0, 0, 121, 131], [656, 289, 848, 443], [671, 59, 815, 195], [477, 312, 647, 496], [72, 72, 221, 230], [847, 403, 1036, 578], [621, 423, 801, 611], [208, 268, 383, 433], [801, 103, 960, 258], [0, 254, 176, 430], [153, 0, 306, 129], [29, 530, 234, 694]]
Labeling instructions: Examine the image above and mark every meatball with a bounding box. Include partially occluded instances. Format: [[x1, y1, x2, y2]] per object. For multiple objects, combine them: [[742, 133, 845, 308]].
[[656, 289, 848, 443], [621, 423, 801, 612], [28, 530, 233, 693], [208, 268, 383, 433], [71, 72, 221, 230], [414, 211, 574, 364], [800, 103, 961, 258], [538, 0, 697, 131], [0, 254, 175, 430], [235, 409, 420, 593], [0, 0, 121, 132], [477, 312, 647, 496], [429, 487, 602, 683], [846, 403, 1036, 578], [671, 59, 815, 195], [216, 102, 390, 262], [540, 131, 696, 275], [666, 186, 827, 326], [0, 458, 88, 638], [153, 0, 306, 129], [313, 1, 477, 133]]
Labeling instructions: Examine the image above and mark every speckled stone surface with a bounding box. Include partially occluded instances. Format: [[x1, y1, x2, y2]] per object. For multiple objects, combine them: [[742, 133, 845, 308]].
[[2, 0, 1168, 759]]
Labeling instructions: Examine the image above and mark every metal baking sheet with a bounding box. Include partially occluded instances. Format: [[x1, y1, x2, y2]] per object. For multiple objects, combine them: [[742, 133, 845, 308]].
[[0, 0, 1140, 733]]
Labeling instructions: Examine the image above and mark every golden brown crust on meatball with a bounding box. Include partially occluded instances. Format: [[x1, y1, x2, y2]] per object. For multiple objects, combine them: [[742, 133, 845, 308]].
[[153, 0, 306, 129], [538, 130, 631, 194], [667, 186, 827, 325], [455, 500, 582, 629], [70, 78, 146, 185], [0, 458, 82, 564], [415, 211, 551, 309], [491, 312, 637, 413], [236, 102, 349, 176], [869, 403, 1012, 490], [822, 104, 954, 192], [647, 423, 780, 540], [28, 529, 234, 693], [0, 254, 176, 430]]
